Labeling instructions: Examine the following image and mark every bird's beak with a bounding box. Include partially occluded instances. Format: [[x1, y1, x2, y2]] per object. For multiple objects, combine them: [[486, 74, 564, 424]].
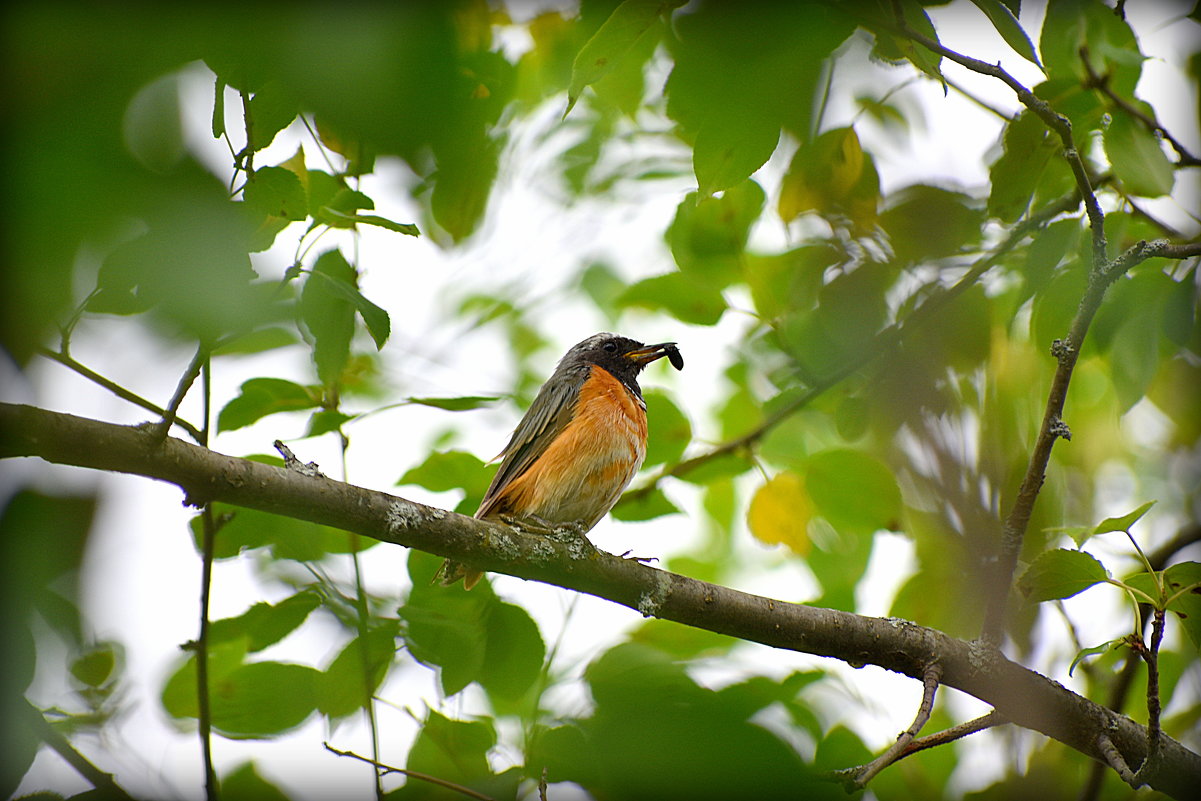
[[626, 342, 684, 370]]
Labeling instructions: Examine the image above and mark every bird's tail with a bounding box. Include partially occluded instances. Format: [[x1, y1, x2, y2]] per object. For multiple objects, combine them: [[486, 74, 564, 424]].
[[433, 558, 483, 590]]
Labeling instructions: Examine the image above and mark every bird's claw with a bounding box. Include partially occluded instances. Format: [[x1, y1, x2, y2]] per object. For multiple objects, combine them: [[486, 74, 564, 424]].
[[619, 550, 658, 564]]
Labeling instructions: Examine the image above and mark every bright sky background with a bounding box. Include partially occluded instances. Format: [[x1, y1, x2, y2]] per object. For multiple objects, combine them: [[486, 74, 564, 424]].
[[6, 1, 1198, 799]]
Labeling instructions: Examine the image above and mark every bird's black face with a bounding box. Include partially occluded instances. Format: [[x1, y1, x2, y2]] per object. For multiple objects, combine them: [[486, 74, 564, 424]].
[[563, 333, 683, 393]]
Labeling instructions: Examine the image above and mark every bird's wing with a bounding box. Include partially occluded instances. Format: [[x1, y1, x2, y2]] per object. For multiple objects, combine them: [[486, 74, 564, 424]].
[[475, 366, 585, 518]]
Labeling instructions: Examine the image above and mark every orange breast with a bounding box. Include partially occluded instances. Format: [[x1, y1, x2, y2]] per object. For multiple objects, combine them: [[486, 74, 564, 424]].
[[486, 365, 648, 531]]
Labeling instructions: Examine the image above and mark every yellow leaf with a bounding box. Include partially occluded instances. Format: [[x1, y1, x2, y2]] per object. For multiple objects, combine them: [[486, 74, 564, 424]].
[[777, 127, 874, 227], [747, 471, 812, 555]]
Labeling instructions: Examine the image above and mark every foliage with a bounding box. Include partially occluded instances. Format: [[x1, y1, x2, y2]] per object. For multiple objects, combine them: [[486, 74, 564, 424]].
[[2, 1, 1199, 800]]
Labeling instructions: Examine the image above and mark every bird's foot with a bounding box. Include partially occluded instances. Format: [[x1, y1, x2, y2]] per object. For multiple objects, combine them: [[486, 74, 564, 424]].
[[619, 550, 658, 564]]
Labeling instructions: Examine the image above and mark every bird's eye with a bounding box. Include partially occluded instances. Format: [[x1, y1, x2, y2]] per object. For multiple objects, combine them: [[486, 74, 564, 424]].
[[603, 341, 618, 353]]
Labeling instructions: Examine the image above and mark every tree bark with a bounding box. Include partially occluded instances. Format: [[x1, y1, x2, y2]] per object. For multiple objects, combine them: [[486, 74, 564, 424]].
[[2, 401, 1198, 799]]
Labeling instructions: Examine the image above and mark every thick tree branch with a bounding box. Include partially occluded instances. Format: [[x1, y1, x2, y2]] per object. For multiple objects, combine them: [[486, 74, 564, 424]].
[[1, 402, 1199, 799]]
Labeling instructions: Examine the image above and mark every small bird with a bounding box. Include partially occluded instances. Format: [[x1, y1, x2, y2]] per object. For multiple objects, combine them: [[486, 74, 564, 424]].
[[437, 333, 684, 589]]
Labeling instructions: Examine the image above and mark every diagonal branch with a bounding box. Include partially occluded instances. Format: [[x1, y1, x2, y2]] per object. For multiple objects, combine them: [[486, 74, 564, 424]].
[[1, 401, 1199, 799], [19, 700, 135, 801], [834, 662, 943, 790], [1080, 46, 1201, 168]]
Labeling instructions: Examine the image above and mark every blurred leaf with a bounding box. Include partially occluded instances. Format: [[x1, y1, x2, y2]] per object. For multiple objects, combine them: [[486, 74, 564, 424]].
[[988, 111, 1057, 222], [880, 185, 986, 265], [669, 182, 766, 281], [813, 725, 872, 773], [747, 471, 812, 554], [192, 504, 373, 561], [300, 250, 358, 386], [398, 450, 494, 515], [406, 395, 500, 412], [1104, 109, 1174, 198], [209, 661, 320, 739], [395, 710, 497, 800], [745, 244, 834, 321], [779, 127, 879, 231], [693, 110, 780, 196], [806, 449, 901, 535], [1017, 548, 1109, 602], [217, 377, 318, 432], [430, 133, 500, 243], [478, 601, 545, 702], [612, 487, 681, 522], [1041, 0, 1143, 95], [567, 0, 679, 116], [643, 390, 691, 467], [69, 643, 119, 689], [304, 409, 353, 438], [619, 272, 727, 326], [161, 639, 248, 721], [867, 0, 944, 83], [222, 761, 291, 801], [208, 591, 321, 653], [317, 623, 398, 720], [1109, 306, 1161, 411], [969, 0, 1042, 66], [401, 587, 487, 697], [212, 326, 299, 357]]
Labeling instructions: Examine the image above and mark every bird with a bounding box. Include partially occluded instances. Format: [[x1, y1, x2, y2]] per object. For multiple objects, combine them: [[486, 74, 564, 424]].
[[436, 333, 684, 589]]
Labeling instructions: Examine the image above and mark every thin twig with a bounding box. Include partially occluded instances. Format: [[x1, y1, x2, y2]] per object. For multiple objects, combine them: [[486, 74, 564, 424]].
[[898, 709, 1007, 758], [196, 356, 217, 801], [1133, 608, 1166, 785], [37, 347, 204, 442], [844, 663, 943, 789], [1098, 733, 1138, 787], [152, 344, 208, 442], [1080, 46, 1201, 168], [19, 700, 136, 801], [324, 743, 495, 801]]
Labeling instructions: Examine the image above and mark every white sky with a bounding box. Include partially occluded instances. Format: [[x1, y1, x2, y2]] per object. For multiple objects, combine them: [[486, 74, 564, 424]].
[[6, 2, 1199, 799]]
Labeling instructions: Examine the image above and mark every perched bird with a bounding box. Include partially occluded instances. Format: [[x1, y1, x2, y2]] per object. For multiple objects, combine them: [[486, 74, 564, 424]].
[[437, 333, 684, 589]]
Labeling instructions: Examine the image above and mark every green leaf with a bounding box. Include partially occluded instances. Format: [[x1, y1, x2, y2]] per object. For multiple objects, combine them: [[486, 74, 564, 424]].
[[406, 395, 500, 412], [880, 184, 986, 265], [619, 272, 726, 326], [693, 112, 780, 196], [1017, 548, 1109, 602], [208, 591, 321, 653], [1069, 638, 1122, 676], [643, 390, 691, 467], [1163, 561, 1201, 651], [70, 643, 119, 688], [192, 504, 372, 561], [969, 0, 1042, 67], [304, 409, 353, 438], [566, 0, 678, 116], [161, 640, 247, 720], [1093, 500, 1157, 536], [401, 710, 496, 794], [318, 208, 419, 237], [217, 378, 318, 432], [212, 77, 226, 139], [401, 592, 487, 697], [398, 450, 494, 515], [988, 111, 1057, 222], [209, 661, 320, 739], [1110, 308, 1161, 411], [611, 487, 681, 522], [1104, 110, 1175, 198], [317, 623, 398, 720], [308, 267, 391, 350], [300, 250, 358, 386], [246, 81, 298, 152], [243, 166, 308, 223], [478, 602, 546, 702], [222, 761, 290, 801], [805, 449, 901, 535]]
